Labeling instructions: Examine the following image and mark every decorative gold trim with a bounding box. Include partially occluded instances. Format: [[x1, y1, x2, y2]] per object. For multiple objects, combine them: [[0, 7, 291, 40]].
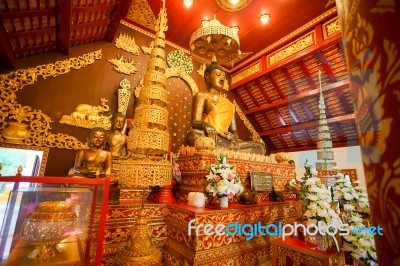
[[231, 61, 261, 84], [225, 51, 253, 68], [114, 33, 140, 55], [269, 31, 315, 65], [126, 0, 156, 31], [118, 79, 131, 116], [231, 8, 337, 72], [0, 142, 49, 176], [59, 98, 112, 130], [108, 55, 137, 75], [0, 50, 101, 150], [323, 17, 341, 40], [233, 101, 263, 143]]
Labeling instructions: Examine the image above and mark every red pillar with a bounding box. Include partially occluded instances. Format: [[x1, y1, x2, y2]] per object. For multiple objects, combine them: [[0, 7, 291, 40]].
[[336, 1, 400, 264]]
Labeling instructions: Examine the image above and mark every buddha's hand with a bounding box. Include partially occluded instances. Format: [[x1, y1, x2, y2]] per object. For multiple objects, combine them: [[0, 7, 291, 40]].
[[225, 132, 239, 141], [203, 122, 217, 143]]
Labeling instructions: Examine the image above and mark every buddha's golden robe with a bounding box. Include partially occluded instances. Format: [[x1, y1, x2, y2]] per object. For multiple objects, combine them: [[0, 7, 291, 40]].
[[204, 96, 235, 135]]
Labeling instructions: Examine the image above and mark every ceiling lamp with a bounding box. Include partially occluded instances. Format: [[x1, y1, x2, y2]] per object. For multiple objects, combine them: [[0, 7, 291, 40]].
[[259, 13, 271, 24], [183, 0, 193, 8], [216, 0, 252, 12], [190, 14, 241, 65]]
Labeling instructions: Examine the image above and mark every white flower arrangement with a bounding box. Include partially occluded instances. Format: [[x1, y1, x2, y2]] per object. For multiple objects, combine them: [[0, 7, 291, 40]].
[[342, 212, 377, 266], [334, 177, 359, 202], [205, 154, 244, 199], [353, 185, 370, 215]]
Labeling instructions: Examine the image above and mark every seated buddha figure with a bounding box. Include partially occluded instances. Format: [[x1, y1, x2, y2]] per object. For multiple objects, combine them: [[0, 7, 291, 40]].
[[186, 61, 266, 155], [70, 127, 113, 178]]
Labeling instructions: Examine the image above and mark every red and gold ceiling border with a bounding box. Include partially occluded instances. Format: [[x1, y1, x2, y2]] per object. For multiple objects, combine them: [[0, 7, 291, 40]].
[[322, 17, 341, 40], [230, 7, 337, 73]]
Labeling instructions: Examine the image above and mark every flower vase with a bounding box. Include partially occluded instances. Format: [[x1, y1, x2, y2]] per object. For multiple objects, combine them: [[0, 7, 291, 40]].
[[219, 196, 229, 208], [315, 234, 329, 251]]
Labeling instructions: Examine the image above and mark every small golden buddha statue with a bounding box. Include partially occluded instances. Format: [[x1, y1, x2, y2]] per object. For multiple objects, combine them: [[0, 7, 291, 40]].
[[186, 61, 266, 155], [106, 113, 130, 159], [70, 127, 113, 178], [69, 127, 120, 204]]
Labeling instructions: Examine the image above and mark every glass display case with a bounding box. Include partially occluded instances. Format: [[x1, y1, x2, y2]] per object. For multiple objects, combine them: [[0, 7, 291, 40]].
[[0, 176, 110, 266]]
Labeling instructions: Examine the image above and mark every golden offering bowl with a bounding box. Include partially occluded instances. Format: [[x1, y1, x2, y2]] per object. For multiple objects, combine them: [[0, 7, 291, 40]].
[[22, 201, 78, 260]]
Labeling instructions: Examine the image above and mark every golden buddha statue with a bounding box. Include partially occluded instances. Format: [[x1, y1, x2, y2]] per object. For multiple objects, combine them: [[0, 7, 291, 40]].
[[70, 127, 113, 178], [106, 113, 130, 159], [186, 61, 266, 155]]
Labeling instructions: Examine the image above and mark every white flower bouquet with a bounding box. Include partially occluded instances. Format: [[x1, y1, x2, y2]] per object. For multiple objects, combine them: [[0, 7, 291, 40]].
[[342, 212, 377, 266], [205, 154, 244, 199]]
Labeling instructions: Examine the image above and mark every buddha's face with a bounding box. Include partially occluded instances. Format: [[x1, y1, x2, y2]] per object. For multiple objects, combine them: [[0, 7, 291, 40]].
[[209, 69, 226, 90], [90, 130, 106, 148], [113, 116, 125, 130]]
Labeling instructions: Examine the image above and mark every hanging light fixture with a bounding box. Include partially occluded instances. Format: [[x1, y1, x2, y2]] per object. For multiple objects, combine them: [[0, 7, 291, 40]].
[[259, 13, 271, 24], [183, 0, 193, 8], [190, 14, 241, 65]]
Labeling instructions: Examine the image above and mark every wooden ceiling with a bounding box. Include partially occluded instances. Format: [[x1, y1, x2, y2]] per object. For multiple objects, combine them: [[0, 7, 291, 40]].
[[0, 0, 357, 153]]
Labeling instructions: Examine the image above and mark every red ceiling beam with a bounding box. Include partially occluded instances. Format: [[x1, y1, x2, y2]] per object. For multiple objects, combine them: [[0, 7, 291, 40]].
[[244, 79, 349, 115], [288, 105, 300, 123], [288, 132, 301, 147], [72, 4, 115, 12], [275, 109, 286, 126], [302, 129, 315, 146], [316, 51, 337, 83], [5, 28, 56, 39], [259, 113, 355, 137], [231, 34, 342, 90], [282, 68, 300, 94], [72, 19, 111, 29], [106, 0, 133, 42], [0, 10, 56, 19], [269, 74, 286, 99], [299, 60, 318, 90], [255, 79, 272, 103], [71, 33, 107, 43], [12, 43, 56, 54], [58, 0, 72, 54]]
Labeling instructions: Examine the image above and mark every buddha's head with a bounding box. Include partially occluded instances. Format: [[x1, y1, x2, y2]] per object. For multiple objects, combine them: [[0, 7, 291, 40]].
[[89, 127, 107, 148], [111, 112, 125, 131], [204, 61, 226, 91]]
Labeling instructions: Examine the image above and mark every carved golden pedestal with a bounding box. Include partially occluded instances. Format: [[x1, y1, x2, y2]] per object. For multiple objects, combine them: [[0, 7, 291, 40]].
[[164, 201, 302, 265], [272, 237, 344, 266]]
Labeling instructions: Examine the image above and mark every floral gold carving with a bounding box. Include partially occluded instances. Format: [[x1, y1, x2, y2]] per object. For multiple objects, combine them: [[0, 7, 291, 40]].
[[141, 41, 154, 55], [108, 55, 137, 75], [126, 0, 156, 31], [114, 33, 140, 55], [231, 61, 261, 84], [118, 79, 131, 116], [269, 32, 315, 65], [0, 50, 101, 149], [233, 100, 263, 143], [59, 98, 112, 130], [323, 17, 341, 40]]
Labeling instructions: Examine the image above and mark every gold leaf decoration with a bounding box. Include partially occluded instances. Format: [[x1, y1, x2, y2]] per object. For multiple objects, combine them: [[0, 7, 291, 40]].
[[108, 55, 137, 75], [114, 33, 140, 55], [0, 50, 102, 149]]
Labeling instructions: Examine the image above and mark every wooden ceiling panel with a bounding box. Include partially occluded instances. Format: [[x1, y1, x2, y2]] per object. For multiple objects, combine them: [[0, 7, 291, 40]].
[[290, 102, 311, 123]]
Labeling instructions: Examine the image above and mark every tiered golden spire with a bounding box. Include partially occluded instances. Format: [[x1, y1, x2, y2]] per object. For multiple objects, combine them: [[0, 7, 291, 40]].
[[315, 70, 337, 186], [116, 1, 169, 264], [118, 0, 171, 189]]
